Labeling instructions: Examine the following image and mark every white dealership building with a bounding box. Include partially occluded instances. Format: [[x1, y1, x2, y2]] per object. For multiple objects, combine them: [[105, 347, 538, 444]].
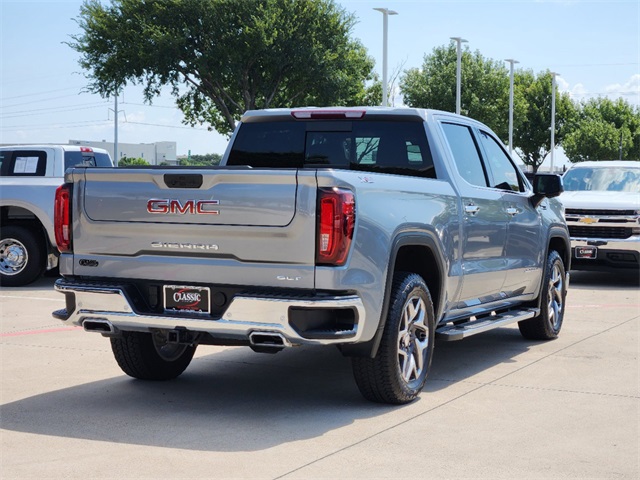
[[68, 139, 177, 165]]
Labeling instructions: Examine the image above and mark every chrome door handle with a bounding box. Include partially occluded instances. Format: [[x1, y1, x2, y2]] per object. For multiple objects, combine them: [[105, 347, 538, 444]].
[[506, 207, 519, 216], [464, 204, 480, 215]]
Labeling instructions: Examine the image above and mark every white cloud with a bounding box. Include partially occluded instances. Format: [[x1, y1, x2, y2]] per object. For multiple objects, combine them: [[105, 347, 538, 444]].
[[604, 74, 640, 103], [569, 83, 588, 98], [557, 78, 590, 102], [556, 77, 570, 92], [557, 74, 640, 106]]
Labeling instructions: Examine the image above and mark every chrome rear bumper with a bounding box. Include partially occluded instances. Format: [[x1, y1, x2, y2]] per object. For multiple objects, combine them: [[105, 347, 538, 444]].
[[53, 279, 365, 346]]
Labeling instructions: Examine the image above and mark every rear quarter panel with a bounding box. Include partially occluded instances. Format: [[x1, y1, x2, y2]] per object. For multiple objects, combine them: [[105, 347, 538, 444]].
[[315, 169, 461, 342]]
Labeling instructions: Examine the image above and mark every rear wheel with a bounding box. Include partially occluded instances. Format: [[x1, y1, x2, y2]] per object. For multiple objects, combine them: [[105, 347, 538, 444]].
[[0, 225, 45, 287], [519, 250, 567, 340], [111, 331, 196, 380], [352, 272, 435, 404]]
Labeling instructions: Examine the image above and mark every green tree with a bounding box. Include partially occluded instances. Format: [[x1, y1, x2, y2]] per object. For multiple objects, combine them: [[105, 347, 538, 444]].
[[118, 157, 150, 166], [70, 0, 374, 136], [400, 43, 520, 140], [563, 97, 640, 162], [513, 70, 576, 172], [179, 153, 222, 166]]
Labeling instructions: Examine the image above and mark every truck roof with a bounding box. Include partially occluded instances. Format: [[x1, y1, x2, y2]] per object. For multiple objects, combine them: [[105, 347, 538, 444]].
[[240, 106, 478, 125], [0, 144, 110, 154], [566, 160, 640, 169]]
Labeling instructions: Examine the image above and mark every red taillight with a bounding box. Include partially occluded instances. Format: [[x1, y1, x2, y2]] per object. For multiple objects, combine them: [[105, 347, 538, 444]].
[[317, 188, 355, 266], [54, 184, 72, 253], [80, 147, 93, 153]]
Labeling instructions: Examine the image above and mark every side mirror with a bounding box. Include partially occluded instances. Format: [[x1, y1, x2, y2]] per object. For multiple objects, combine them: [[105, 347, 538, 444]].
[[531, 174, 564, 208]]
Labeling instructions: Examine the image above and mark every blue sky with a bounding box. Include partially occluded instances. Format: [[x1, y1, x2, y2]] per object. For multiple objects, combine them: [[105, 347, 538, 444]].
[[1, 0, 638, 159]]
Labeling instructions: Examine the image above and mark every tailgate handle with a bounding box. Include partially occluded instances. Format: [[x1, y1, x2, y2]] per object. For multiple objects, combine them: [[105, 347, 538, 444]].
[[164, 174, 203, 189]]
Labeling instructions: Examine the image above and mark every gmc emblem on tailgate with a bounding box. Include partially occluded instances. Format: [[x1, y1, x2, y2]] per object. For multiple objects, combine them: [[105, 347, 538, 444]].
[[147, 199, 220, 215]]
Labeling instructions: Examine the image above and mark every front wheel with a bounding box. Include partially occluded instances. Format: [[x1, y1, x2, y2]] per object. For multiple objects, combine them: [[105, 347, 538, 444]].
[[352, 272, 435, 404], [519, 250, 567, 340], [110, 331, 196, 380]]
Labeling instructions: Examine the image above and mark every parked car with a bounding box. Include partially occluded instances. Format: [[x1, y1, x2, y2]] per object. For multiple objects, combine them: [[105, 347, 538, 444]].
[[0, 144, 112, 286], [561, 160, 640, 271]]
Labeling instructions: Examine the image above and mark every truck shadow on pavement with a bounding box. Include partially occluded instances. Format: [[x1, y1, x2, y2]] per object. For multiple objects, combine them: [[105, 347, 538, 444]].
[[0, 328, 538, 451], [568, 270, 639, 290], [5, 275, 58, 291]]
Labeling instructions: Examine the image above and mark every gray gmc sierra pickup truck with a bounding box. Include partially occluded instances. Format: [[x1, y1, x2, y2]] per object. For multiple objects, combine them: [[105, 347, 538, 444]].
[[52, 107, 570, 404]]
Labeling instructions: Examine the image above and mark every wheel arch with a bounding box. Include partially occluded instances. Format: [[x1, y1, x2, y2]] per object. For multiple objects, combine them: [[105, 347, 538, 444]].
[[340, 231, 446, 358], [547, 227, 571, 272], [1, 205, 54, 253], [530, 226, 571, 311]]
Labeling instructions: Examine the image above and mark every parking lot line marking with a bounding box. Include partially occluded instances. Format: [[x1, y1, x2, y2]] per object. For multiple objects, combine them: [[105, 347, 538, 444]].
[[0, 326, 82, 338], [0, 295, 64, 302]]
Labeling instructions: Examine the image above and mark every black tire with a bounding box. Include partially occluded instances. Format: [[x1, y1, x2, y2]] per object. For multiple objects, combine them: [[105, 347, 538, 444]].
[[0, 225, 45, 287], [518, 250, 567, 340], [110, 331, 196, 380], [352, 272, 435, 404]]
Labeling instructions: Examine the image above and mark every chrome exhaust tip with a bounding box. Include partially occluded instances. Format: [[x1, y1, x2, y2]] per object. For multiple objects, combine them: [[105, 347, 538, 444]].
[[249, 331, 291, 348], [82, 318, 116, 334]]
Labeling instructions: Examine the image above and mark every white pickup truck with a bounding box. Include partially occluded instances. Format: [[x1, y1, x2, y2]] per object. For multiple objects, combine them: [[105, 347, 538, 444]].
[[561, 161, 640, 271], [0, 144, 112, 286]]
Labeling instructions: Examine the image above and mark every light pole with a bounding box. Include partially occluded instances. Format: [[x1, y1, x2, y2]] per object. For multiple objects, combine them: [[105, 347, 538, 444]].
[[619, 129, 623, 160], [550, 72, 560, 172], [450, 37, 468, 115], [110, 85, 120, 167], [505, 59, 519, 157], [374, 8, 398, 107]]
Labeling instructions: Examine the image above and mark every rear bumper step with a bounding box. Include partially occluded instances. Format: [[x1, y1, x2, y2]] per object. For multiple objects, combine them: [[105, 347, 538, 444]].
[[436, 309, 539, 341]]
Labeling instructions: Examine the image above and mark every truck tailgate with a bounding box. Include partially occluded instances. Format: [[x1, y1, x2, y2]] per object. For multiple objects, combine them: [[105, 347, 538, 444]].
[[83, 169, 298, 226], [69, 168, 318, 288]]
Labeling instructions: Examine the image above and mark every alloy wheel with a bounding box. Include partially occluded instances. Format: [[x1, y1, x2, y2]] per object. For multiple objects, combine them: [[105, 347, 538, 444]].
[[547, 262, 564, 331], [397, 294, 430, 383]]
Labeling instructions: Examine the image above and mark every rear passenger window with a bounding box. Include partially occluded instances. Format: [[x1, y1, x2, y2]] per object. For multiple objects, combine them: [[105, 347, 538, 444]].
[[441, 123, 488, 187], [0, 150, 46, 177]]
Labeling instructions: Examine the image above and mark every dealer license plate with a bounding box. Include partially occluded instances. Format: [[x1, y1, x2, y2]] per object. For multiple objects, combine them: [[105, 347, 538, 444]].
[[163, 285, 211, 314], [575, 246, 597, 260]]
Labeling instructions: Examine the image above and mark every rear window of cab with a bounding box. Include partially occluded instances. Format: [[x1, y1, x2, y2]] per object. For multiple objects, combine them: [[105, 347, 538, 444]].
[[64, 151, 112, 169], [227, 120, 437, 179]]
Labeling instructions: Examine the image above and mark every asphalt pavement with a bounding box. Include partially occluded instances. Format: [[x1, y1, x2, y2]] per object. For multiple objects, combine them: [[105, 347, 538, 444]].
[[1, 271, 638, 479]]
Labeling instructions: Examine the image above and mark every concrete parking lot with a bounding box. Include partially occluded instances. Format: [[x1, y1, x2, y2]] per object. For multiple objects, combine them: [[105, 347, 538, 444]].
[[1, 271, 638, 479]]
